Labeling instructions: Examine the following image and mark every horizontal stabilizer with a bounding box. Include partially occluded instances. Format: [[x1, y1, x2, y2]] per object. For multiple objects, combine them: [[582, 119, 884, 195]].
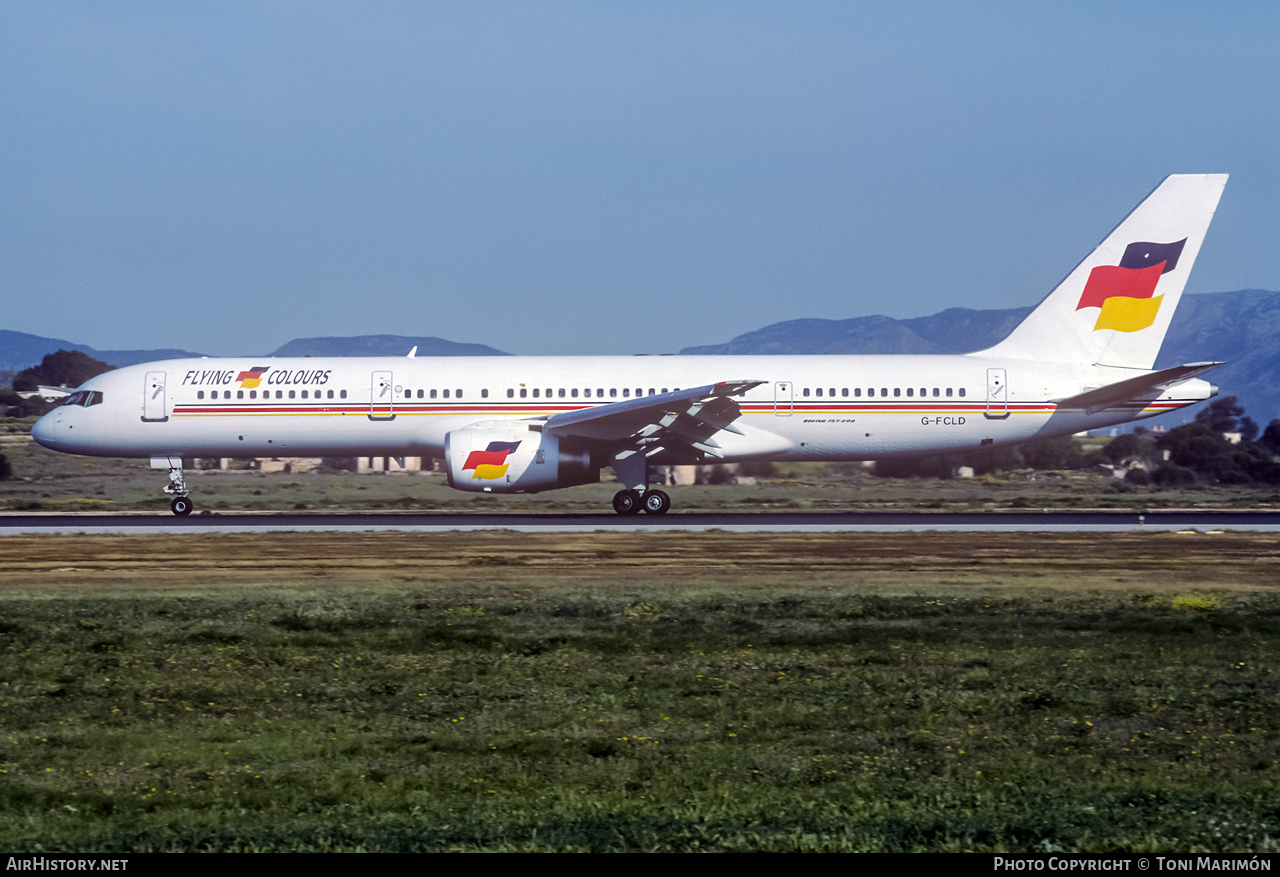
[[1056, 362, 1224, 415]]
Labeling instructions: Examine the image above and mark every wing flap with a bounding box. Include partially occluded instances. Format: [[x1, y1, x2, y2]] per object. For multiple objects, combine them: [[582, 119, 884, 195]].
[[543, 380, 764, 455]]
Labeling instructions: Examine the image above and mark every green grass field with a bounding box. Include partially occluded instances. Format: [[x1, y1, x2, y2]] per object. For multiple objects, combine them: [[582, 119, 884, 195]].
[[2, 532, 1278, 852]]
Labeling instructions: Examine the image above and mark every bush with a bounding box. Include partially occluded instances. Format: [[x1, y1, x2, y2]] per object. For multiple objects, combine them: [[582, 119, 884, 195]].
[[1019, 435, 1085, 470], [1123, 467, 1151, 486], [1151, 463, 1197, 487]]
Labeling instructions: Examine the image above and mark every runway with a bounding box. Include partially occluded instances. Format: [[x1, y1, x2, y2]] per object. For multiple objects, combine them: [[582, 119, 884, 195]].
[[4, 510, 1280, 534]]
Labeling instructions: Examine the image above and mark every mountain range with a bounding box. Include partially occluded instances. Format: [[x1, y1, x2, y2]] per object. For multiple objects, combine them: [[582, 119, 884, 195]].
[[5, 289, 1279, 425], [679, 289, 1280, 427], [0, 333, 506, 375]]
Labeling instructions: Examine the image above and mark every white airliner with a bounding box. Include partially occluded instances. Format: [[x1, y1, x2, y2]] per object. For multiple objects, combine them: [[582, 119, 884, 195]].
[[33, 174, 1228, 516]]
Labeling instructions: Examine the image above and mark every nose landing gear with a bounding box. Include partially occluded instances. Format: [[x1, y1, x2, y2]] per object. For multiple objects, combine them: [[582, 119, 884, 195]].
[[153, 456, 193, 516]]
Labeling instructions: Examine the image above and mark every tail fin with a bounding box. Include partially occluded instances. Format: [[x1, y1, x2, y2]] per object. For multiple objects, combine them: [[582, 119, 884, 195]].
[[973, 174, 1227, 369]]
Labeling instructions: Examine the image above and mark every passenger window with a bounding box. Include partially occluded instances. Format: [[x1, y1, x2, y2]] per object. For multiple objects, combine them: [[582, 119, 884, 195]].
[[933, 388, 939, 397], [301, 390, 308, 399], [237, 390, 244, 400], [571, 388, 578, 398], [340, 390, 347, 399], [959, 388, 966, 397], [443, 389, 450, 399], [893, 388, 900, 397], [520, 388, 527, 398], [842, 388, 848, 397], [507, 389, 514, 398], [623, 388, 630, 397], [946, 388, 953, 397], [197, 391, 204, 400], [456, 389, 463, 398], [482, 389, 489, 398], [906, 388, 913, 397], [880, 388, 887, 397], [559, 388, 565, 398], [854, 388, 861, 397], [803, 388, 811, 397], [815, 388, 821, 397], [288, 390, 295, 399], [533, 389, 539, 398], [430, 389, 437, 399], [610, 388, 617, 398]]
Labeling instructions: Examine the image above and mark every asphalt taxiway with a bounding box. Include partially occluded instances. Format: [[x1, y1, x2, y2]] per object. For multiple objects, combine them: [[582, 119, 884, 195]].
[[3, 510, 1280, 534]]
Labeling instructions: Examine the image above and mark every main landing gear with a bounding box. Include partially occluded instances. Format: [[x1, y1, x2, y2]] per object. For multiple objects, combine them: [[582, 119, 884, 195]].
[[612, 489, 670, 516], [608, 451, 670, 516]]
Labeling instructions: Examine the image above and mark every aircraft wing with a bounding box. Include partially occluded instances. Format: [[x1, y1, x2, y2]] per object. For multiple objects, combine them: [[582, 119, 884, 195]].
[[1056, 362, 1225, 415], [542, 380, 765, 459]]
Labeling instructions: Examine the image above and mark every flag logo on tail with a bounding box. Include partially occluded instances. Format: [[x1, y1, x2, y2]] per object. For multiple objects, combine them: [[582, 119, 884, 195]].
[[463, 441, 522, 480], [1076, 239, 1186, 333]]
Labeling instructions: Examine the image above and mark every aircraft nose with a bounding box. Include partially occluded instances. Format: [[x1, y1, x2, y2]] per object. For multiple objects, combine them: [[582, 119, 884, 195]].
[[31, 412, 61, 448]]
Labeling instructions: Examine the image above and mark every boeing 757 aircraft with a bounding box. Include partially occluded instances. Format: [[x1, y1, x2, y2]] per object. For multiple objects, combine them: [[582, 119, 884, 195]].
[[33, 174, 1228, 515]]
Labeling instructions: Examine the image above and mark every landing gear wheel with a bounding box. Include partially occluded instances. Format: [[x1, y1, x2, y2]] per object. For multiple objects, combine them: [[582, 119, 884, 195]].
[[641, 489, 670, 515], [612, 490, 642, 515], [170, 496, 193, 517]]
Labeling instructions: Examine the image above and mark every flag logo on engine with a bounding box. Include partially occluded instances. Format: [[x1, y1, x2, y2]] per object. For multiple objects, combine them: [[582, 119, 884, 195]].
[[462, 441, 522, 480]]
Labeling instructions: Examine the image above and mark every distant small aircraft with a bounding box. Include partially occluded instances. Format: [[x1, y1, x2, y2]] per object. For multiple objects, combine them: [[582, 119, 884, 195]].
[[33, 174, 1228, 515]]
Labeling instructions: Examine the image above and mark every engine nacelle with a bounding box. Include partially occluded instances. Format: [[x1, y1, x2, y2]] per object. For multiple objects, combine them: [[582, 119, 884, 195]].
[[444, 423, 600, 493]]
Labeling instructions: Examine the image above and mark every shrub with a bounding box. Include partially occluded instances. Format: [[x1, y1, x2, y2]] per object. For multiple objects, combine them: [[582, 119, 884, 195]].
[[1123, 467, 1151, 486], [1151, 463, 1196, 487]]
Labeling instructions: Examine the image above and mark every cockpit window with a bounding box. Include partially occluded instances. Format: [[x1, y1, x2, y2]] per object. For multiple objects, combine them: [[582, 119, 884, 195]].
[[58, 391, 104, 408]]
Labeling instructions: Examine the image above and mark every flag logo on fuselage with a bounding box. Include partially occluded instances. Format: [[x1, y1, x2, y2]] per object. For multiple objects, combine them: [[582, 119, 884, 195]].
[[463, 441, 522, 480], [1076, 239, 1186, 333], [236, 366, 270, 389]]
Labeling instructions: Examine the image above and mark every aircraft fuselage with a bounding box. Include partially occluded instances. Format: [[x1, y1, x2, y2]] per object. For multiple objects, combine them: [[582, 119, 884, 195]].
[[32, 353, 1212, 464]]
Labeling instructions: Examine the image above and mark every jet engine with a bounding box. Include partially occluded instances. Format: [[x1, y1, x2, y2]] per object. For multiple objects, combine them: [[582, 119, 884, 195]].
[[444, 423, 600, 493]]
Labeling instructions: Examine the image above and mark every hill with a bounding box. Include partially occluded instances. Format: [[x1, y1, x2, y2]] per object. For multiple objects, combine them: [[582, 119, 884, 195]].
[[269, 335, 507, 357], [0, 330, 204, 374]]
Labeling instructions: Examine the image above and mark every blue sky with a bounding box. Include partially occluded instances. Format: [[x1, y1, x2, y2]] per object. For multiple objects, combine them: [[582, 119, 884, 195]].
[[3, 2, 1277, 356]]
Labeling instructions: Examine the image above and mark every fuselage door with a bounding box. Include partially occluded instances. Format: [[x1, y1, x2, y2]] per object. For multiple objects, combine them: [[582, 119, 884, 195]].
[[985, 368, 1009, 420], [370, 371, 395, 420], [774, 381, 793, 416], [142, 371, 168, 422]]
